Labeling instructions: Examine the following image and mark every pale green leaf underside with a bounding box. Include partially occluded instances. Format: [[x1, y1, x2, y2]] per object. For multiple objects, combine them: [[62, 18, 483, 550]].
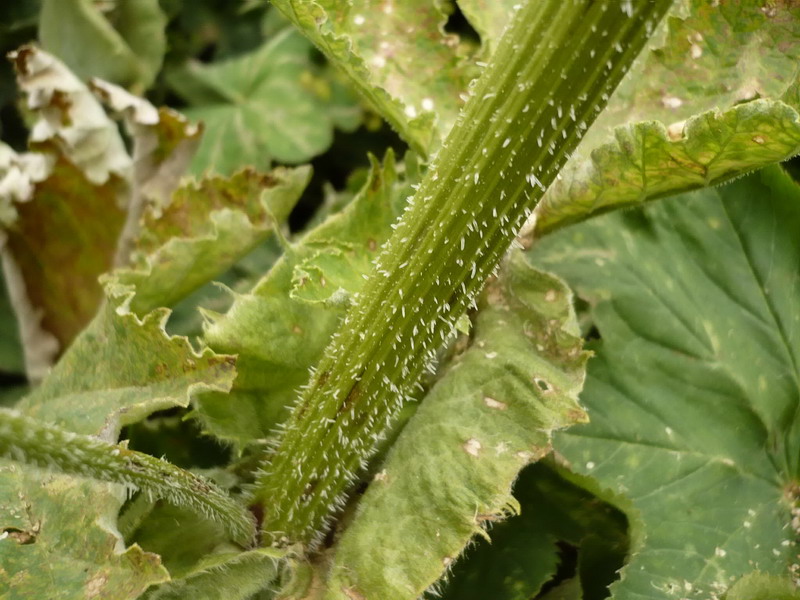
[[533, 98, 800, 234], [39, 0, 166, 91], [197, 151, 412, 445], [171, 29, 342, 175], [531, 166, 800, 599], [16, 303, 236, 439], [325, 252, 588, 600]]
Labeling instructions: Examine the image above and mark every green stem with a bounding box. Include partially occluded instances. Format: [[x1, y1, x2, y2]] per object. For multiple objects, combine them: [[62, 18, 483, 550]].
[[253, 0, 672, 547], [0, 408, 255, 546]]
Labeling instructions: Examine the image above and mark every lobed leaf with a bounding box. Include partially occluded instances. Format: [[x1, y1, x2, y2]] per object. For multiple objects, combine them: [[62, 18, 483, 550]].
[[531, 165, 800, 599], [586, 0, 800, 144], [169, 28, 356, 175], [16, 304, 236, 440], [324, 252, 588, 600]]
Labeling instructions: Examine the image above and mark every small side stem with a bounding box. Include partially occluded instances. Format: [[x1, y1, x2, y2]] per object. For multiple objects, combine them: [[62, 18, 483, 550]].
[[0, 408, 255, 546]]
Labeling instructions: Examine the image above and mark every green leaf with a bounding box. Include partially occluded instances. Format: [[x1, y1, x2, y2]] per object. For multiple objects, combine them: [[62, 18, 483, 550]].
[[532, 98, 800, 235], [532, 0, 800, 235], [456, 0, 515, 54], [324, 253, 588, 600], [124, 502, 233, 579], [197, 151, 411, 445], [530, 165, 800, 599], [270, 0, 474, 155], [440, 462, 630, 600], [724, 572, 800, 600], [109, 165, 311, 316], [290, 242, 373, 306], [538, 577, 583, 600], [140, 548, 283, 600], [0, 463, 169, 599], [169, 28, 348, 175], [39, 0, 167, 91], [588, 0, 800, 143], [164, 238, 283, 339], [16, 302, 236, 439]]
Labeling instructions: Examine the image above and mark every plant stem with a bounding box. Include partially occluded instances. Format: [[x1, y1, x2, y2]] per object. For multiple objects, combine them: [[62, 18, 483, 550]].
[[0, 408, 255, 546], [253, 0, 672, 547]]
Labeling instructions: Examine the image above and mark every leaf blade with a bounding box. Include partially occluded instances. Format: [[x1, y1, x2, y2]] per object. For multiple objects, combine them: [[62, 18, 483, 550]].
[[531, 165, 800, 599]]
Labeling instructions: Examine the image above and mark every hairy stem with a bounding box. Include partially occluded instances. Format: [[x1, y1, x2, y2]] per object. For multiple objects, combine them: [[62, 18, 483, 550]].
[[254, 0, 672, 546], [0, 408, 255, 546]]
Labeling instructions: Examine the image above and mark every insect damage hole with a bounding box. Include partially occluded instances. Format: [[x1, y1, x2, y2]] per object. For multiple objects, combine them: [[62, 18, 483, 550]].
[[534, 377, 551, 392]]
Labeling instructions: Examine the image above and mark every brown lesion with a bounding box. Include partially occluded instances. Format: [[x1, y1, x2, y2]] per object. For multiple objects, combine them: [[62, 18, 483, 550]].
[[301, 477, 320, 503], [336, 384, 361, 417]]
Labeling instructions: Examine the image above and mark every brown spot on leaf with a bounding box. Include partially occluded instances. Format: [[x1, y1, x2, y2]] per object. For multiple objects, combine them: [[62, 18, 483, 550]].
[[568, 408, 589, 423], [2, 527, 37, 545], [85, 572, 109, 598], [343, 587, 367, 600]]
